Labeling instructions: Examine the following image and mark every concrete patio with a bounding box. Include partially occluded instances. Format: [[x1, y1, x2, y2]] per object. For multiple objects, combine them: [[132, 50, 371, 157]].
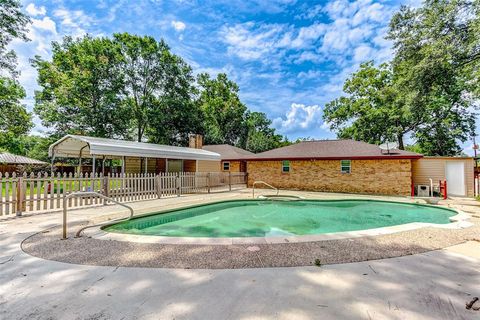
[[1, 190, 479, 319]]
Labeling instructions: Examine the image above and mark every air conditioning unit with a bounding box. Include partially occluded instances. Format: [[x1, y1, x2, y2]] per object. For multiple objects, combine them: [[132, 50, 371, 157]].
[[417, 185, 430, 197]]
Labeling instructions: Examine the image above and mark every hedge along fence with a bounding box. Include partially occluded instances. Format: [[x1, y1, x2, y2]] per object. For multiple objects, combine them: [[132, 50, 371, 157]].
[[0, 171, 247, 216]]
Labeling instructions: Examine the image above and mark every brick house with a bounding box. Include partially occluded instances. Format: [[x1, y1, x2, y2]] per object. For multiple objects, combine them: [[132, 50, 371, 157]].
[[243, 140, 423, 196]]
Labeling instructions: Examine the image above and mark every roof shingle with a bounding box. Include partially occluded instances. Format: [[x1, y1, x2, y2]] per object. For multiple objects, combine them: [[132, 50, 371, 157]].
[[0, 152, 47, 165], [244, 140, 422, 160], [202, 144, 254, 160]]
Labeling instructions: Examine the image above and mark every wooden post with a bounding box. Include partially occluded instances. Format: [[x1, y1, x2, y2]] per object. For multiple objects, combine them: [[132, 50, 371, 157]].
[[176, 173, 180, 197], [207, 172, 210, 194], [16, 175, 24, 216], [103, 175, 109, 198], [229, 172, 232, 191]]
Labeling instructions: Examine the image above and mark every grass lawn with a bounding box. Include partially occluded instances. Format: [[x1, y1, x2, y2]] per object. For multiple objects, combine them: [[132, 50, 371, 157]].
[[1, 181, 97, 197], [1, 178, 131, 197]]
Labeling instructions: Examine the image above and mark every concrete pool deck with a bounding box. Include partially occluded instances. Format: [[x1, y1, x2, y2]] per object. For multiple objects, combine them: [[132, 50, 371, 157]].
[[14, 189, 478, 269], [1, 191, 479, 319], [9, 189, 479, 268]]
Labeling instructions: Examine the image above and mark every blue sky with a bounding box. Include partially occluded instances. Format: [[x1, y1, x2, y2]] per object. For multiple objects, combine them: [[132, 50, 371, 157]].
[[11, 0, 477, 154]]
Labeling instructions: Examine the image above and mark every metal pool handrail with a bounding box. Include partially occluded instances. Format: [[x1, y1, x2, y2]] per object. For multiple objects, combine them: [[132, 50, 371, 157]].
[[62, 191, 134, 239], [252, 181, 279, 198]]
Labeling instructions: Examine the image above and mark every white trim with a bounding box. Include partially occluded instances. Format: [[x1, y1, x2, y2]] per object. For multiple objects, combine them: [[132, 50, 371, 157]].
[[49, 135, 220, 161], [223, 161, 230, 171]]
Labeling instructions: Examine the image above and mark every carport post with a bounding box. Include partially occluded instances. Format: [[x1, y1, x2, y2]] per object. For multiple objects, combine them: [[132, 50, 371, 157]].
[[101, 156, 106, 175]]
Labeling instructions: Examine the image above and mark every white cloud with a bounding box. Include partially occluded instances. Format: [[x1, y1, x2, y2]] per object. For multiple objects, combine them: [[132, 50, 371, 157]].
[[26, 3, 46, 16], [289, 23, 326, 48], [273, 103, 323, 133], [353, 44, 373, 62], [294, 51, 322, 63], [31, 17, 57, 34], [297, 70, 322, 80], [171, 20, 186, 32], [220, 22, 287, 61], [53, 8, 93, 37]]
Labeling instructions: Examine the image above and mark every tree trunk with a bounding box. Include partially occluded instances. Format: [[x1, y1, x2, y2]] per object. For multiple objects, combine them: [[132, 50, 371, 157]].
[[137, 125, 142, 142], [397, 134, 404, 150]]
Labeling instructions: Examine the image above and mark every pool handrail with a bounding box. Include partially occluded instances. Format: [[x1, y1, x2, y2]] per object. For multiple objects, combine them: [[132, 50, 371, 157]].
[[62, 191, 134, 239], [252, 181, 279, 198]]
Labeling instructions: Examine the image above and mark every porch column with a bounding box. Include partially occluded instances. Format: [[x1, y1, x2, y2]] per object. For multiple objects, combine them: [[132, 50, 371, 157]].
[[122, 156, 126, 175], [144, 157, 148, 174], [101, 156, 106, 175], [50, 155, 56, 175], [92, 155, 96, 175]]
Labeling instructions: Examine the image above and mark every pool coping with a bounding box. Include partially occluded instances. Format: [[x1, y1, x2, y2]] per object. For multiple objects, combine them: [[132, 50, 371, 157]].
[[83, 201, 472, 245]]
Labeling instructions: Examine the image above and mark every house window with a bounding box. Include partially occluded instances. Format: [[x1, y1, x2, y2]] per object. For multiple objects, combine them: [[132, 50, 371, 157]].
[[223, 161, 230, 171], [341, 160, 351, 174], [282, 160, 290, 173]]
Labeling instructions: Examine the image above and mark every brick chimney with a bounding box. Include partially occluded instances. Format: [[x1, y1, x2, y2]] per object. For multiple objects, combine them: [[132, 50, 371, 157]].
[[189, 134, 203, 149]]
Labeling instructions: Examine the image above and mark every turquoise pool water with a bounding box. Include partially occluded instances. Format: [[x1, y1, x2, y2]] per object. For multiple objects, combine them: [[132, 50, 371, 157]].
[[104, 200, 456, 238]]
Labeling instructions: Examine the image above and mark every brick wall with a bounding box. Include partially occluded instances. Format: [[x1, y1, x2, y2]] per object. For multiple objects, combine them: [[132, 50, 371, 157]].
[[246, 159, 412, 196]]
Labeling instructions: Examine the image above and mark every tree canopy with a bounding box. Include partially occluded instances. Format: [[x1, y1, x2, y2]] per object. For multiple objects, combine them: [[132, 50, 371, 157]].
[[323, 0, 479, 156], [32, 35, 287, 153], [34, 36, 129, 139], [0, 0, 33, 153], [0, 0, 30, 76]]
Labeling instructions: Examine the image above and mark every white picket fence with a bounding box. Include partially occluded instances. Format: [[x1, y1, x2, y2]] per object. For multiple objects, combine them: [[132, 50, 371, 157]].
[[0, 171, 247, 216]]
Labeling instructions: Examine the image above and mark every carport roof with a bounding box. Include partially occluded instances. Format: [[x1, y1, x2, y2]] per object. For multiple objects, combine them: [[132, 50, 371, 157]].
[[49, 135, 221, 161]]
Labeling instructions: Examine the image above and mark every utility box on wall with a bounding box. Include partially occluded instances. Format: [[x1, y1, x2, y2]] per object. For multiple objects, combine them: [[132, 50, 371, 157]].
[[417, 185, 430, 197]]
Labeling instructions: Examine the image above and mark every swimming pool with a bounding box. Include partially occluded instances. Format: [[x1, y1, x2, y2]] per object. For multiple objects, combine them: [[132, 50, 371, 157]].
[[103, 199, 457, 238]]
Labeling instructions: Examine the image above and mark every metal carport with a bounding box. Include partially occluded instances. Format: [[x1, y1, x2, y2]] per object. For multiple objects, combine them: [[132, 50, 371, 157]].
[[48, 135, 221, 174]]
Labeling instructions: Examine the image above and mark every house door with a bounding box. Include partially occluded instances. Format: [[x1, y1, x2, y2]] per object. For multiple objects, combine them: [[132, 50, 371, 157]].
[[445, 161, 466, 196]]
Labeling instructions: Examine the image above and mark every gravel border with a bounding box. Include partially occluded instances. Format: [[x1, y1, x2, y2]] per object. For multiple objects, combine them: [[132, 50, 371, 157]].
[[21, 217, 480, 269]]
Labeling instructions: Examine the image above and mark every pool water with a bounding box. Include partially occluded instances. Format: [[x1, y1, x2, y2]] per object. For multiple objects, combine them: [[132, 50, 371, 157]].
[[104, 200, 456, 238]]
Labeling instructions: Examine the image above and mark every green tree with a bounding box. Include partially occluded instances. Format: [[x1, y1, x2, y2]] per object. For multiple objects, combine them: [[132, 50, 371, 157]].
[[387, 0, 478, 154], [0, 77, 32, 136], [240, 111, 284, 153], [33, 35, 130, 138], [196, 73, 247, 145], [323, 62, 415, 149], [0, 0, 33, 155], [143, 44, 202, 145], [324, 0, 479, 155], [0, 0, 30, 76], [114, 33, 175, 142], [0, 135, 52, 162]]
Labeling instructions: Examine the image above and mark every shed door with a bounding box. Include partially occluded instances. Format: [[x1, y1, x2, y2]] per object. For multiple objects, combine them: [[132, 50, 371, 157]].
[[445, 161, 465, 196]]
